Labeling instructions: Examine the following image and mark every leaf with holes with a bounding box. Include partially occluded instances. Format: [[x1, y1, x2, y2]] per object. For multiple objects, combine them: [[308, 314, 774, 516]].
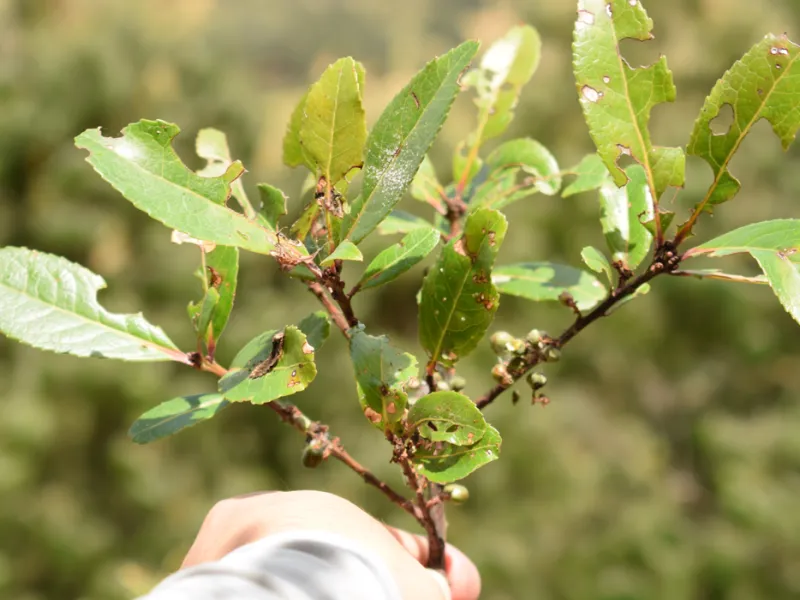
[[320, 240, 363, 267], [413, 424, 502, 484], [219, 326, 317, 404], [598, 164, 654, 270], [350, 330, 418, 428], [581, 246, 614, 287], [129, 393, 229, 444], [407, 391, 487, 446], [343, 41, 479, 244], [685, 220, 800, 325], [0, 247, 184, 362], [357, 228, 440, 292], [300, 58, 367, 185], [684, 34, 800, 222], [196, 127, 256, 220], [377, 211, 436, 236], [562, 153, 611, 197], [493, 262, 607, 311], [573, 0, 684, 199], [419, 208, 507, 367], [75, 120, 284, 255]]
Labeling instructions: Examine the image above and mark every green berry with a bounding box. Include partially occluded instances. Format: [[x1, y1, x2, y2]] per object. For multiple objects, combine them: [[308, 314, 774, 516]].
[[444, 484, 469, 504], [490, 331, 516, 355], [449, 376, 467, 392], [508, 338, 527, 355], [525, 329, 545, 345], [543, 347, 561, 362], [301, 439, 326, 468], [526, 372, 548, 390]]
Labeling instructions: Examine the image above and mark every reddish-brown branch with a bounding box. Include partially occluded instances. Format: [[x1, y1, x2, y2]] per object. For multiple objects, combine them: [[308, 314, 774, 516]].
[[308, 281, 351, 335], [397, 451, 446, 570]]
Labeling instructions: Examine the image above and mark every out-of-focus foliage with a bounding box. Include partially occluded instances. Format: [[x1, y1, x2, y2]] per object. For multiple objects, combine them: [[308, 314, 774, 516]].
[[1, 0, 800, 599]]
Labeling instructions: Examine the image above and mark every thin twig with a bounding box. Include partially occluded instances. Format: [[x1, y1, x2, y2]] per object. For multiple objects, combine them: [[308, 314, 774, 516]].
[[397, 451, 446, 570], [308, 281, 351, 335]]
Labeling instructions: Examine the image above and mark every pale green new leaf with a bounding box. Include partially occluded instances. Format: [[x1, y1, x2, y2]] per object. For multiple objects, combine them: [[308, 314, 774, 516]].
[[349, 330, 418, 428], [493, 262, 607, 311], [573, 0, 684, 198], [377, 211, 435, 236], [343, 41, 479, 244], [257, 184, 288, 230], [300, 58, 367, 185], [196, 127, 256, 219], [75, 120, 281, 255], [686, 34, 800, 217], [219, 326, 317, 404], [686, 220, 800, 324], [407, 391, 488, 446], [129, 393, 229, 444], [419, 208, 507, 367], [562, 153, 611, 197], [320, 240, 363, 266], [283, 91, 314, 171], [598, 164, 654, 270], [410, 155, 443, 203], [0, 247, 182, 362], [414, 424, 502, 484], [357, 227, 440, 291], [581, 246, 614, 287]]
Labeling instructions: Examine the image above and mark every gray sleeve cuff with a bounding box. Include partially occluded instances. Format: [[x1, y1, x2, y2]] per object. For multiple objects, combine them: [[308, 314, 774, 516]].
[[139, 531, 403, 600]]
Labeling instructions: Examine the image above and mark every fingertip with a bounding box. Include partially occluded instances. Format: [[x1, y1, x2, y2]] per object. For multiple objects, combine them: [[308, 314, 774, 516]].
[[445, 544, 481, 600]]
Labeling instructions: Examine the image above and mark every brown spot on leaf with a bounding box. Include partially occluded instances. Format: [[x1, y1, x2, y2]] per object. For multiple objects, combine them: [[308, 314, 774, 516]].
[[207, 267, 222, 289], [364, 407, 382, 424]]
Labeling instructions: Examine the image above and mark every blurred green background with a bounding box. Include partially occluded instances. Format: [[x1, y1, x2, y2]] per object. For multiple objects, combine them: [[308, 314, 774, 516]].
[[2, 0, 800, 598]]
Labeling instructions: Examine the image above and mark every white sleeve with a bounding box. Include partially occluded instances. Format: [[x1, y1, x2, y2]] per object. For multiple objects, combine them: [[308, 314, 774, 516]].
[[138, 531, 403, 600]]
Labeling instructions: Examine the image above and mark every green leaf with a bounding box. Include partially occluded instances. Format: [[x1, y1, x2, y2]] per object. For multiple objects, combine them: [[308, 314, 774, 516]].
[[343, 41, 480, 244], [300, 58, 367, 185], [320, 240, 363, 267], [606, 282, 651, 314], [410, 154, 443, 203], [685, 34, 800, 218], [686, 220, 800, 324], [129, 393, 228, 444], [419, 208, 507, 367], [377, 211, 435, 236], [291, 200, 320, 241], [357, 228, 440, 292], [75, 120, 283, 255], [0, 247, 183, 362], [413, 424, 502, 484], [257, 184, 288, 230], [196, 127, 256, 220], [407, 391, 488, 446], [562, 153, 611, 197], [188, 286, 219, 350], [349, 330, 418, 428], [581, 246, 614, 287], [465, 25, 542, 144], [471, 138, 561, 210], [205, 246, 238, 348], [283, 91, 314, 171], [219, 326, 317, 404], [298, 311, 331, 352], [598, 164, 654, 270], [453, 141, 484, 187], [493, 262, 607, 311], [573, 0, 684, 198], [673, 269, 767, 285]]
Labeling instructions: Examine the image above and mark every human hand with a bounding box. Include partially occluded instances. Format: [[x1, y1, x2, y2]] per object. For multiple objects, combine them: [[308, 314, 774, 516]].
[[181, 490, 481, 600]]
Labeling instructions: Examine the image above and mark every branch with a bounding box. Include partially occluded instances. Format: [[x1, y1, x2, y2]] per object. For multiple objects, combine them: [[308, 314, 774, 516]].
[[307, 281, 352, 336]]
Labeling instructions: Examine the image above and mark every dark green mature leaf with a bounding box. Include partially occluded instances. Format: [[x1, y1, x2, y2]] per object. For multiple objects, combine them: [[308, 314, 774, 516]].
[[0, 247, 183, 362], [129, 393, 228, 444], [75, 120, 284, 255], [320, 240, 363, 267], [598, 164, 654, 270], [343, 41, 479, 244], [685, 35, 800, 218], [377, 211, 436, 236], [686, 220, 800, 324], [493, 262, 607, 311], [357, 228, 440, 292], [419, 208, 507, 367], [349, 330, 418, 428], [581, 246, 614, 287], [463, 25, 542, 145], [411, 155, 443, 203], [471, 138, 561, 210], [413, 424, 502, 484], [298, 311, 331, 352], [300, 58, 367, 185], [562, 153, 610, 197], [573, 0, 684, 198], [219, 326, 317, 404], [196, 127, 256, 219], [407, 391, 487, 446], [257, 184, 288, 230]]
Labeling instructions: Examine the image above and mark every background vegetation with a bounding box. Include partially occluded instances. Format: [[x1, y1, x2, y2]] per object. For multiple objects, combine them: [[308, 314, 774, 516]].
[[1, 0, 799, 598]]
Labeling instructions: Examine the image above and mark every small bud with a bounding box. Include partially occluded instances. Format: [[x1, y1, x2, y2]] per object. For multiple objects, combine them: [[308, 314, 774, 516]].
[[436, 381, 451, 392], [508, 338, 527, 355], [443, 483, 469, 504], [543, 347, 561, 362], [491, 363, 513, 386], [525, 329, 546, 345], [526, 372, 548, 390], [449, 375, 467, 392], [490, 331, 516, 356], [301, 439, 326, 469]]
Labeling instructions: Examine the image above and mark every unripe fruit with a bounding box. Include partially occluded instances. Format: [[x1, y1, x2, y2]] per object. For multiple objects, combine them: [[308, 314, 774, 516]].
[[490, 331, 516, 355], [508, 338, 527, 355], [543, 347, 561, 362], [444, 483, 469, 504], [525, 329, 546, 345], [436, 381, 451, 392], [301, 439, 326, 468], [449, 375, 467, 392], [526, 372, 547, 390]]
